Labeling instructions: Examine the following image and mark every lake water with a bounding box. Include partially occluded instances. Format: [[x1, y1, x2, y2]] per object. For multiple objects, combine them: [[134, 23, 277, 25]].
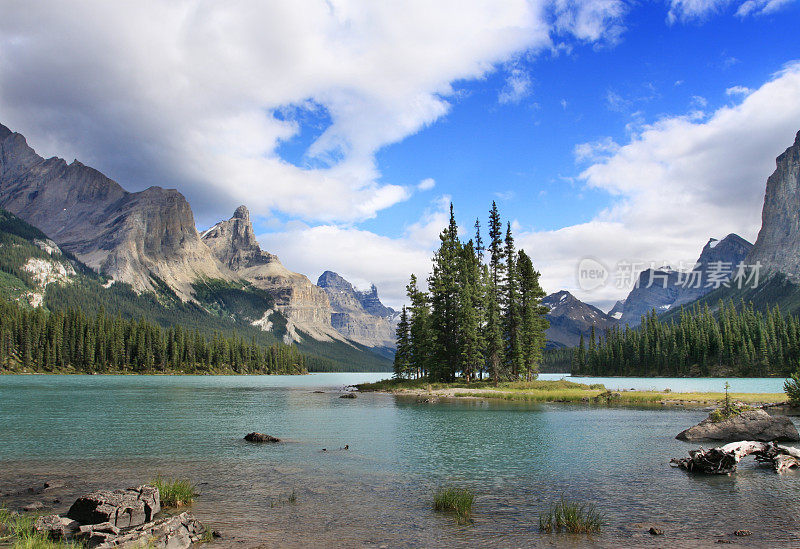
[[1, 373, 798, 548]]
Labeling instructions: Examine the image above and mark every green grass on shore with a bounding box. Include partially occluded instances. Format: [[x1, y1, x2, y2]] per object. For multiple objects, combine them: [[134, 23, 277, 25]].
[[0, 508, 84, 548], [150, 476, 198, 507], [433, 486, 475, 524], [357, 378, 786, 406], [539, 498, 603, 534]]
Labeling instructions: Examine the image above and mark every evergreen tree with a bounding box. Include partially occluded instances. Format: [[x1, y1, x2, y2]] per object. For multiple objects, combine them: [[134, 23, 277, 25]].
[[393, 307, 411, 379]]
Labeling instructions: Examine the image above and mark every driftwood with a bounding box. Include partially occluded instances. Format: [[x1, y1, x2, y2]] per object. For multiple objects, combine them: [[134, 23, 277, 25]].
[[670, 441, 800, 474]]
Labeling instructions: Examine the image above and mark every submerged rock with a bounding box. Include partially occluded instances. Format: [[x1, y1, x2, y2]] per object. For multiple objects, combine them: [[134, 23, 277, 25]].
[[244, 432, 280, 443], [676, 409, 799, 442]]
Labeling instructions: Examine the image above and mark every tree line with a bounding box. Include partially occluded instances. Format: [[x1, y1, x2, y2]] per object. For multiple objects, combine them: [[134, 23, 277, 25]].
[[574, 300, 800, 377], [0, 296, 313, 374], [393, 202, 549, 383]]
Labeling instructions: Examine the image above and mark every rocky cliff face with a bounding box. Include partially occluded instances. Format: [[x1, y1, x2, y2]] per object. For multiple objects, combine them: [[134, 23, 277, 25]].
[[542, 290, 615, 348], [317, 270, 398, 350], [747, 130, 800, 279], [202, 206, 343, 343], [618, 233, 752, 325], [0, 123, 231, 300]]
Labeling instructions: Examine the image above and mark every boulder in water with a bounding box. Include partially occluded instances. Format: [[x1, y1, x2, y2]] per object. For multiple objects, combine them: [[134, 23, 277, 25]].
[[676, 409, 799, 442]]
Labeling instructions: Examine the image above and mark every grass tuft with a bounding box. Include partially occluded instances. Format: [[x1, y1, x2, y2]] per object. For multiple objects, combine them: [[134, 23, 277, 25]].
[[150, 475, 198, 507], [433, 486, 474, 524], [0, 507, 84, 548], [539, 497, 603, 534]]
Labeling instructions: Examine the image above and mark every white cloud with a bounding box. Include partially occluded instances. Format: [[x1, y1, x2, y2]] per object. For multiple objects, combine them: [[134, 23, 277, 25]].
[[258, 197, 454, 308], [417, 177, 436, 191], [667, 0, 795, 22], [499, 67, 532, 104], [517, 62, 800, 308], [0, 0, 629, 227], [726, 85, 753, 96], [736, 0, 794, 15]]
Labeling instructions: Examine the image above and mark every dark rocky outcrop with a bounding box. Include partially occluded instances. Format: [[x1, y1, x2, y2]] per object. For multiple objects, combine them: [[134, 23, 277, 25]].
[[747, 130, 800, 280], [676, 409, 799, 442], [317, 270, 398, 349], [202, 206, 341, 343], [339, 392, 357, 399], [244, 432, 280, 443], [66, 485, 160, 527], [0, 123, 232, 300], [36, 485, 204, 548], [541, 290, 615, 348]]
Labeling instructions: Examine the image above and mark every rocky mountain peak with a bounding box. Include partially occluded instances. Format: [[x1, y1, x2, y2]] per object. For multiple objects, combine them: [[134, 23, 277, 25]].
[[317, 270, 354, 292], [201, 206, 275, 271], [233, 204, 250, 220], [541, 290, 615, 347], [0, 123, 11, 140], [747, 130, 800, 279]]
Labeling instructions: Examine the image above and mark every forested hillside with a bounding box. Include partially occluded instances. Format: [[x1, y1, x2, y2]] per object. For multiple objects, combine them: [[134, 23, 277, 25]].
[[575, 300, 800, 377]]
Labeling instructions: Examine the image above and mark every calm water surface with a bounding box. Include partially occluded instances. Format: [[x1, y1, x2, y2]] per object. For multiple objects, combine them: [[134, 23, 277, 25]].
[[1, 373, 798, 548]]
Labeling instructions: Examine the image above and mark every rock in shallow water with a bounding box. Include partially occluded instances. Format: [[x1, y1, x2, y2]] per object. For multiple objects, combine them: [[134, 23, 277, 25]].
[[244, 432, 280, 443], [676, 409, 799, 442]]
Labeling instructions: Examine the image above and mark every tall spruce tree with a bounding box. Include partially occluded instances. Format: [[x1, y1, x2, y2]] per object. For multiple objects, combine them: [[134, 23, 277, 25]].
[[502, 222, 523, 378], [393, 306, 411, 379], [485, 202, 506, 384], [428, 204, 462, 382], [406, 274, 432, 378], [517, 249, 548, 380]]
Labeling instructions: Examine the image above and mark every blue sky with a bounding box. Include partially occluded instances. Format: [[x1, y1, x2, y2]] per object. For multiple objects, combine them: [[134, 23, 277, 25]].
[[2, 0, 800, 309]]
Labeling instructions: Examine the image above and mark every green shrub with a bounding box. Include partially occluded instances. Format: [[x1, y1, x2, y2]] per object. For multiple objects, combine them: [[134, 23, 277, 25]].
[[785, 371, 800, 406], [433, 486, 474, 524], [539, 498, 603, 534], [150, 476, 198, 507]]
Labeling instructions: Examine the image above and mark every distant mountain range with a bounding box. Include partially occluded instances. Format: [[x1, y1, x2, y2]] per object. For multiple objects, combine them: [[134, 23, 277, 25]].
[[544, 129, 800, 348], [0, 122, 395, 370]]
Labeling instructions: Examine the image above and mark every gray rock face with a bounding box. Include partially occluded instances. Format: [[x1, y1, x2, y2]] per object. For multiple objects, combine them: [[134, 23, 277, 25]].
[[37, 486, 203, 549], [202, 206, 342, 343], [66, 486, 160, 528], [676, 409, 800, 442], [0, 123, 231, 300], [317, 270, 398, 349], [747, 130, 800, 280], [541, 290, 615, 348], [618, 233, 752, 326]]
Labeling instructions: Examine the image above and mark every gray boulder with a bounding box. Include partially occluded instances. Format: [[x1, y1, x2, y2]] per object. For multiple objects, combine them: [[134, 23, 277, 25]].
[[66, 485, 160, 528], [89, 512, 204, 549], [676, 408, 800, 442], [34, 514, 81, 538], [244, 432, 280, 443]]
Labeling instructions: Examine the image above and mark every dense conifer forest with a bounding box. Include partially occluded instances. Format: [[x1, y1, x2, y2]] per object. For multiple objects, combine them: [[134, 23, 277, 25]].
[[393, 203, 550, 382], [574, 300, 800, 377], [0, 295, 318, 374]]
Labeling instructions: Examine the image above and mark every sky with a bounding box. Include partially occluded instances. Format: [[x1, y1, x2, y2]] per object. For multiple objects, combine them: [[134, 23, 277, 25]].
[[1, 0, 799, 310]]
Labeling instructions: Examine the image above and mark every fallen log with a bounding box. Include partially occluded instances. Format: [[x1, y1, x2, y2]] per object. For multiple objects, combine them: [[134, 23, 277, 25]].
[[670, 440, 800, 474]]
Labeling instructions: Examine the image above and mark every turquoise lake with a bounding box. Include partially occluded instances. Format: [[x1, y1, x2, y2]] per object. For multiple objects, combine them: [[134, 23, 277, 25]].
[[1, 373, 798, 547]]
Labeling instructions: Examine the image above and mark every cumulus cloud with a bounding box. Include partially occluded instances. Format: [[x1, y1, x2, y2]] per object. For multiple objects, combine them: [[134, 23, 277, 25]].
[[0, 0, 630, 227], [517, 63, 800, 309], [258, 197, 455, 308]]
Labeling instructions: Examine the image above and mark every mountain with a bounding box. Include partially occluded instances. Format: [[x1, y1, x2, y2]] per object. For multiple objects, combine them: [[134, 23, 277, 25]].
[[0, 123, 231, 301], [618, 233, 752, 325], [542, 290, 616, 348], [317, 270, 399, 352], [201, 206, 343, 343], [0, 122, 393, 370], [747, 130, 800, 279], [608, 299, 625, 320]]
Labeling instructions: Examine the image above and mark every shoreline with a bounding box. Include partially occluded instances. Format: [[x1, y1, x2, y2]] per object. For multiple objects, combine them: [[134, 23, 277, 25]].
[[357, 378, 790, 408]]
